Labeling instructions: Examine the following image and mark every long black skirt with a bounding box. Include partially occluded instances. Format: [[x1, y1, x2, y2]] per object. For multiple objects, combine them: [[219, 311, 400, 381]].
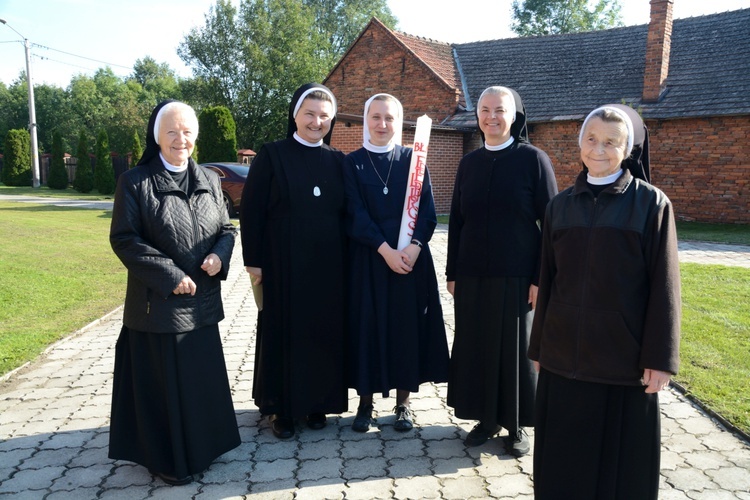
[[447, 276, 537, 433], [533, 368, 661, 500], [109, 325, 240, 478]]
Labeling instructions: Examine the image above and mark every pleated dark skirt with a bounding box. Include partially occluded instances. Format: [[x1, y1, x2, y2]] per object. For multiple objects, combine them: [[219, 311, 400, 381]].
[[109, 324, 240, 478], [447, 276, 537, 432], [533, 368, 661, 500]]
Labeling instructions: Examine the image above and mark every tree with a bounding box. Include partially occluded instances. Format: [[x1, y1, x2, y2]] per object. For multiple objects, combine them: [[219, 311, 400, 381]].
[[130, 130, 142, 169], [178, 0, 395, 150], [94, 129, 115, 195], [47, 131, 69, 189], [511, 0, 623, 37], [1, 129, 31, 186], [131, 57, 182, 104], [73, 130, 94, 193], [302, 0, 397, 67], [197, 106, 237, 163]]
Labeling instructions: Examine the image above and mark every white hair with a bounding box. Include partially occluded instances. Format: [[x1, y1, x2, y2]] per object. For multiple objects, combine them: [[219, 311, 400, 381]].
[[154, 102, 199, 144]]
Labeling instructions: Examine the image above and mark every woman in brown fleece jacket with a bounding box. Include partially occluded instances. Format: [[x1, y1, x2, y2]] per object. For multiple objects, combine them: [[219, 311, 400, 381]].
[[529, 105, 681, 500]]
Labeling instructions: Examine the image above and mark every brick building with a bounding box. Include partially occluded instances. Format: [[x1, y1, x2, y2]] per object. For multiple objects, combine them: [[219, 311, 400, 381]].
[[324, 0, 750, 223]]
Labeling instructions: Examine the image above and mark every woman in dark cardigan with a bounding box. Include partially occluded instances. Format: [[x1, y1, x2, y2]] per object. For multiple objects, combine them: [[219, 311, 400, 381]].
[[446, 86, 557, 456], [109, 100, 240, 485]]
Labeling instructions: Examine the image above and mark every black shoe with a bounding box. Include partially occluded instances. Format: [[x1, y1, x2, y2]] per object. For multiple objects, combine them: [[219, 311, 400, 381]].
[[505, 428, 530, 457], [270, 414, 295, 439], [149, 469, 193, 486], [306, 412, 327, 430], [352, 404, 374, 432], [393, 405, 414, 432], [464, 422, 502, 447]]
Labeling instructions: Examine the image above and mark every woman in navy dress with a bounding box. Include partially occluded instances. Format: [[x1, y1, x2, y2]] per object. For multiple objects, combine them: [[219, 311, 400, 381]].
[[344, 93, 449, 432]]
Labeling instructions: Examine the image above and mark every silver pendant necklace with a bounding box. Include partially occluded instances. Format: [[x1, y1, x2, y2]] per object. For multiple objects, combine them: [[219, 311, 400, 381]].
[[366, 149, 395, 195]]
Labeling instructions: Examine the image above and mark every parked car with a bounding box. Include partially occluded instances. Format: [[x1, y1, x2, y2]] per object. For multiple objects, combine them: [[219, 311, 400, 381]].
[[200, 162, 249, 217]]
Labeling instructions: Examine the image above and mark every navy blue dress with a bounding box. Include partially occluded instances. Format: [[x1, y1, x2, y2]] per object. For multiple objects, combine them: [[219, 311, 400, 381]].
[[344, 146, 449, 396]]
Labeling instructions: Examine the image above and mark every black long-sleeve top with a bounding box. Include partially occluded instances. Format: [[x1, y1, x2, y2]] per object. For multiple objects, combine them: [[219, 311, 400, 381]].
[[446, 142, 557, 282]]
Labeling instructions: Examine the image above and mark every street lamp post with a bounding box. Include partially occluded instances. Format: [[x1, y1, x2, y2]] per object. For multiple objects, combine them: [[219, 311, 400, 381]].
[[0, 18, 41, 188]]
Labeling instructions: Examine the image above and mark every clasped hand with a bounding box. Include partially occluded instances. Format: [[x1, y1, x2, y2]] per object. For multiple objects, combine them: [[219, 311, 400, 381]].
[[172, 253, 222, 295], [379, 242, 421, 274]]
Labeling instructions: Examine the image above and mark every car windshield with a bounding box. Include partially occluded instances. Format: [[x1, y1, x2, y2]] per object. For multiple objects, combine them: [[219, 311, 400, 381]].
[[224, 164, 249, 177]]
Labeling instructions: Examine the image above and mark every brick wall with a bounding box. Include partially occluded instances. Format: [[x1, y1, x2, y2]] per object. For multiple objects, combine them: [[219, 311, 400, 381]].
[[325, 22, 459, 124]]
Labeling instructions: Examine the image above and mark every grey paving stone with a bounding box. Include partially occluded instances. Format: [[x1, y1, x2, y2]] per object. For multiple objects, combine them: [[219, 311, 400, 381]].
[[341, 439, 383, 459], [344, 477, 394, 500], [341, 456, 388, 480], [705, 466, 750, 491], [387, 456, 433, 477], [192, 481, 249, 499], [200, 459, 250, 484], [441, 475, 488, 499], [247, 477, 296, 497], [250, 458, 297, 483], [51, 464, 112, 490], [486, 472, 534, 497], [296, 439, 341, 460], [294, 478, 346, 500], [392, 475, 442, 499], [662, 466, 718, 492], [251, 440, 298, 461], [296, 457, 343, 481], [0, 465, 67, 493]]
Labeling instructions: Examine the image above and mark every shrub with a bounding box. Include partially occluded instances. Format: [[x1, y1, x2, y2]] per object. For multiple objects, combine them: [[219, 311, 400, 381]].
[[47, 131, 69, 189], [73, 130, 94, 193], [94, 129, 115, 195], [1, 129, 32, 186], [197, 106, 237, 163]]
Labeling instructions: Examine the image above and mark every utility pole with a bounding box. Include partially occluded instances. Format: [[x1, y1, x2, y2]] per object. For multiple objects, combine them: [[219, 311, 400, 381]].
[[1, 18, 41, 188]]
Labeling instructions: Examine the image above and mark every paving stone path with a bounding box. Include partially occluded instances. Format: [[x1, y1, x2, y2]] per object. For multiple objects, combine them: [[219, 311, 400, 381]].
[[1, 206, 749, 498]]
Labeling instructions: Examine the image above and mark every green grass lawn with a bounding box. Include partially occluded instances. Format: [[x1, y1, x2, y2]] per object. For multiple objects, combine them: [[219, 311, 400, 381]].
[[0, 184, 115, 201], [678, 263, 750, 435], [0, 201, 126, 375]]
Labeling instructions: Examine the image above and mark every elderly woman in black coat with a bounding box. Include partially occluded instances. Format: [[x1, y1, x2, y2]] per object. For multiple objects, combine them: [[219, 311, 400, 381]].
[[109, 100, 240, 486]]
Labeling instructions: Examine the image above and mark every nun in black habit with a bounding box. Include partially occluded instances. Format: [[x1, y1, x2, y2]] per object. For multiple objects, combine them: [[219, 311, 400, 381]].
[[529, 105, 680, 499], [446, 86, 557, 456], [240, 83, 348, 440], [109, 100, 240, 485]]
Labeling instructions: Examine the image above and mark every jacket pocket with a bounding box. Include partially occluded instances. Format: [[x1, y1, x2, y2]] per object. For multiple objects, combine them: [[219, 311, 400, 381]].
[[538, 300, 580, 374], [578, 307, 642, 382]]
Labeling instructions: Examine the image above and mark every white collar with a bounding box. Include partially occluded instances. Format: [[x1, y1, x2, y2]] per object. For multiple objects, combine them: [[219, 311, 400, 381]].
[[363, 141, 395, 153], [159, 152, 188, 172], [484, 136, 515, 151], [293, 132, 323, 148], [587, 169, 624, 185]]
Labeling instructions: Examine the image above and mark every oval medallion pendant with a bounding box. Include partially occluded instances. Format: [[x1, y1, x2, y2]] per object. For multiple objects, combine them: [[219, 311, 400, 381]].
[[383, 186, 389, 195], [313, 186, 321, 197]]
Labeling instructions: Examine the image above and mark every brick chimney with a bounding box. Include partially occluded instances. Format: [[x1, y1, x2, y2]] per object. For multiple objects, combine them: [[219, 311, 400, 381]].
[[643, 0, 674, 102]]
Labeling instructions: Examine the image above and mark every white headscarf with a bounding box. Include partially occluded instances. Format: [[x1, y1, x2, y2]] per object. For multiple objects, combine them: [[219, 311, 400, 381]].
[[579, 106, 635, 158], [363, 93, 404, 153], [292, 86, 337, 118]]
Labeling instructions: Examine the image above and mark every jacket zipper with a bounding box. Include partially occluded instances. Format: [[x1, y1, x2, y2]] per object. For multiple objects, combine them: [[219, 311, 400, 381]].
[[574, 195, 599, 378]]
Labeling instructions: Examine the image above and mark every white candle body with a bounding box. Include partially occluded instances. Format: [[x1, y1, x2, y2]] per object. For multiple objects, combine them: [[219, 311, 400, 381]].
[[397, 114, 433, 250]]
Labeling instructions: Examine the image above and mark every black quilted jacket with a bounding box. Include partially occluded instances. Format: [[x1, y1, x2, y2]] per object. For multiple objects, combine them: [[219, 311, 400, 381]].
[[110, 157, 236, 333]]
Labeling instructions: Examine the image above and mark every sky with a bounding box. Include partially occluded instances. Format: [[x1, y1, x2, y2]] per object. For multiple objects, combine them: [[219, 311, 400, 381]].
[[1, 0, 748, 88]]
